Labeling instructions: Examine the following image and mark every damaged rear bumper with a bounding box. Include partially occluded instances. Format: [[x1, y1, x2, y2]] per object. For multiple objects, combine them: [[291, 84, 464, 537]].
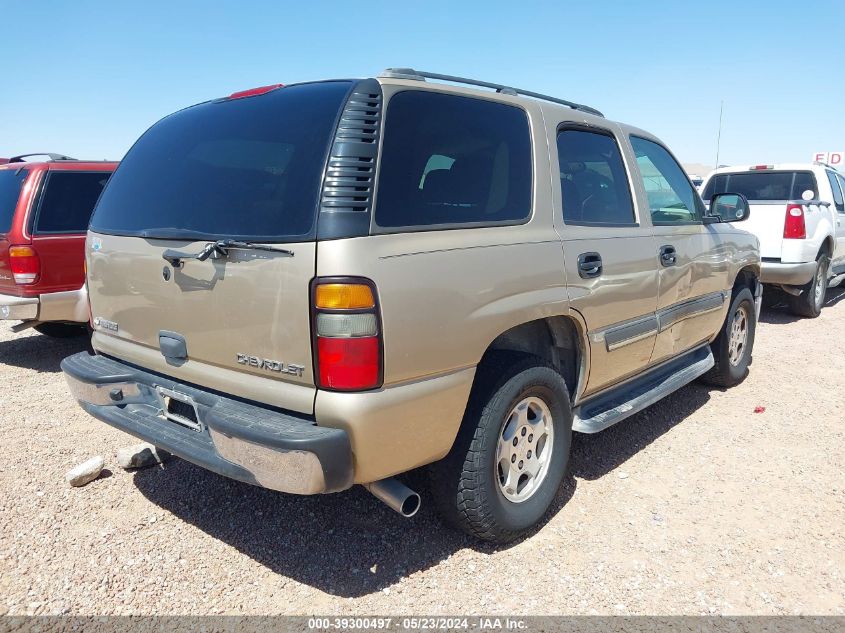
[[61, 352, 353, 494]]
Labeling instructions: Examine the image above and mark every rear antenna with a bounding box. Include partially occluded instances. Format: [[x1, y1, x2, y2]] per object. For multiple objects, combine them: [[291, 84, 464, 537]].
[[715, 100, 724, 167]]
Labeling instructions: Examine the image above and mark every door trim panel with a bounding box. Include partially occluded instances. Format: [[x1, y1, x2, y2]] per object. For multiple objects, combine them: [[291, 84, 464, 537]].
[[603, 315, 659, 351], [657, 291, 726, 332], [588, 290, 727, 352]]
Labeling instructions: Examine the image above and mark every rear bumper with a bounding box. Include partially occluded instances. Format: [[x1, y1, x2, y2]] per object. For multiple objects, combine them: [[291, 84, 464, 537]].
[[0, 294, 38, 320], [61, 352, 353, 494], [0, 286, 89, 323], [760, 260, 816, 286]]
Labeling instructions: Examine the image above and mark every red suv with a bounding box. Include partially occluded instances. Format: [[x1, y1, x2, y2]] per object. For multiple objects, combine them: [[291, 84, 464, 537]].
[[0, 154, 117, 337]]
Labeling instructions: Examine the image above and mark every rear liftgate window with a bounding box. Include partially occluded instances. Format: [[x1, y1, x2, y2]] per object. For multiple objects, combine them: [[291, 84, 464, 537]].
[[90, 81, 352, 241], [703, 171, 819, 201], [375, 91, 532, 229], [34, 172, 111, 234]]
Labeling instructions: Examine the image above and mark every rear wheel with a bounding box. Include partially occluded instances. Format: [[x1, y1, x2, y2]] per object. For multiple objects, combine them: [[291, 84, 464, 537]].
[[789, 254, 829, 318], [429, 355, 572, 543], [33, 322, 88, 338], [701, 287, 756, 388]]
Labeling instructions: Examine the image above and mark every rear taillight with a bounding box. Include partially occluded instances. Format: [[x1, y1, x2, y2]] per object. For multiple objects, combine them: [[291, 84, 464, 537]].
[[784, 204, 806, 239], [312, 279, 382, 391], [8, 245, 40, 285]]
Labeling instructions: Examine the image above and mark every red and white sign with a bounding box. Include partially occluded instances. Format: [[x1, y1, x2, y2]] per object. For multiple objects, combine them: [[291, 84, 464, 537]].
[[814, 151, 844, 166]]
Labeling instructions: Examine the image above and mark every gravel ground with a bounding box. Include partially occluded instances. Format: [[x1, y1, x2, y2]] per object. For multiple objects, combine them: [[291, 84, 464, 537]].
[[0, 288, 843, 616]]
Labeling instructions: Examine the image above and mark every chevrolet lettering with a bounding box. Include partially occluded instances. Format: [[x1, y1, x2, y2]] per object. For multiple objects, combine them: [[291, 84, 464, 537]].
[[236, 354, 305, 377]]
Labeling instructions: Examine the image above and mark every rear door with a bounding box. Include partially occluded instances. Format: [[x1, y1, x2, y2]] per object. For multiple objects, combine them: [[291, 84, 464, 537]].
[[86, 81, 354, 415], [629, 136, 727, 364], [551, 122, 659, 395], [29, 169, 111, 294], [0, 167, 32, 294]]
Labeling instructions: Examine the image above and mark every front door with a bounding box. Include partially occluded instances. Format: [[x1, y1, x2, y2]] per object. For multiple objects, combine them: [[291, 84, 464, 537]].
[[550, 121, 659, 396], [628, 136, 727, 365]]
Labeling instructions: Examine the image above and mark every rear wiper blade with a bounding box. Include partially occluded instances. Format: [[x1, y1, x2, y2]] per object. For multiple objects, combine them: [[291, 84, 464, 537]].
[[162, 239, 294, 268]]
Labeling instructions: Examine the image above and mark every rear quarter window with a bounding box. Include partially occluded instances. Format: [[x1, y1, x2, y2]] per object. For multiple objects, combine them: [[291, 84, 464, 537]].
[[374, 91, 532, 229], [0, 169, 28, 233], [34, 171, 111, 234]]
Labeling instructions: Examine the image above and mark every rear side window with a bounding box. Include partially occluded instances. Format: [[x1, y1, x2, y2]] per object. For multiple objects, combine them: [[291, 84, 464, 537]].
[[0, 169, 28, 233], [34, 171, 111, 234], [826, 171, 844, 212], [557, 128, 635, 225], [375, 91, 532, 229], [703, 171, 818, 201]]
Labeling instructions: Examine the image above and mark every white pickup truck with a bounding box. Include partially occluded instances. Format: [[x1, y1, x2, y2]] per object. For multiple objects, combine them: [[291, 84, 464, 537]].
[[702, 163, 845, 317]]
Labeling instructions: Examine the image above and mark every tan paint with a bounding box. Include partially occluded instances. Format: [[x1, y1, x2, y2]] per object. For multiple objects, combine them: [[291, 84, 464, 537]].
[[87, 233, 317, 414], [316, 367, 476, 483]]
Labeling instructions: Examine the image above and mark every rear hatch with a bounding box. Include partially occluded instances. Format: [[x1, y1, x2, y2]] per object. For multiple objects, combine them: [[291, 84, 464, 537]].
[[0, 167, 31, 295], [703, 169, 818, 258], [87, 81, 354, 414]]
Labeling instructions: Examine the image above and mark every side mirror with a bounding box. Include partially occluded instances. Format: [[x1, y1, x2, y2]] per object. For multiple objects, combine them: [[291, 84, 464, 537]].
[[707, 192, 750, 223]]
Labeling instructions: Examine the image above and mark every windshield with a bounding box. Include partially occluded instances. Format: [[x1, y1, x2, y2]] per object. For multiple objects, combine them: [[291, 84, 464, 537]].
[[90, 81, 351, 241], [703, 171, 818, 201], [0, 169, 28, 233]]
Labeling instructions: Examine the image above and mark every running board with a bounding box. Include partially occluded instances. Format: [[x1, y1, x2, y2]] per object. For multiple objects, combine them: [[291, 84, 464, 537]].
[[572, 345, 714, 434]]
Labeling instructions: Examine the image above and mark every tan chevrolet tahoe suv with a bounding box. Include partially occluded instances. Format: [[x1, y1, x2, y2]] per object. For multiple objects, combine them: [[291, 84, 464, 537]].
[[62, 69, 761, 542]]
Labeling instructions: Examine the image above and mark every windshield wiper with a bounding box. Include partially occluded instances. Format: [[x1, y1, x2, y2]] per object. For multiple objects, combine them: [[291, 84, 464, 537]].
[[162, 239, 294, 268]]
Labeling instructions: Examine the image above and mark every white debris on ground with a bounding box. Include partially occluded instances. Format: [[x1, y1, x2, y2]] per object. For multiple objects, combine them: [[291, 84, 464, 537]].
[[65, 456, 104, 487]]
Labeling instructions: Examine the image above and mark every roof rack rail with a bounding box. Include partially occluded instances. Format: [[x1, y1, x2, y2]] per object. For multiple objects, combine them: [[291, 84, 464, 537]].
[[379, 68, 604, 118], [8, 153, 77, 163]]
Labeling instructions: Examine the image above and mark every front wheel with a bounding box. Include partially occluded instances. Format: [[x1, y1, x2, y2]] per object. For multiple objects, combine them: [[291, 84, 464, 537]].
[[789, 254, 829, 318], [429, 355, 572, 543], [701, 287, 756, 388]]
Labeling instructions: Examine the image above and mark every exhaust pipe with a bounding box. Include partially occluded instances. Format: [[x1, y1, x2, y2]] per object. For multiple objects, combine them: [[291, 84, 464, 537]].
[[364, 478, 421, 517]]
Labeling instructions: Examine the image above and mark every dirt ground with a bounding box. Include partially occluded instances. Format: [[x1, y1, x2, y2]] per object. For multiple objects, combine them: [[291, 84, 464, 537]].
[[0, 288, 843, 616]]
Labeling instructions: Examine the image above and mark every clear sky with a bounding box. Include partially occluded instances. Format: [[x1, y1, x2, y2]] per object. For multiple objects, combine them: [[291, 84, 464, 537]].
[[1, 0, 842, 169]]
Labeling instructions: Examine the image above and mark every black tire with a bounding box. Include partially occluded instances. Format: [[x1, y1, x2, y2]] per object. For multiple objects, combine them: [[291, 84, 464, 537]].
[[33, 322, 88, 338], [429, 354, 572, 543], [701, 287, 756, 388], [788, 254, 829, 318]]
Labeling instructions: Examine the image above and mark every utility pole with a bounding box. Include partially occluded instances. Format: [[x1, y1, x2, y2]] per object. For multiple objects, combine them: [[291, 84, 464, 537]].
[[715, 100, 724, 167]]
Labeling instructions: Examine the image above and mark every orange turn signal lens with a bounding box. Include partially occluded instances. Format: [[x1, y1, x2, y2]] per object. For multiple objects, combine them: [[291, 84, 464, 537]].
[[9, 246, 36, 258], [315, 284, 375, 310]]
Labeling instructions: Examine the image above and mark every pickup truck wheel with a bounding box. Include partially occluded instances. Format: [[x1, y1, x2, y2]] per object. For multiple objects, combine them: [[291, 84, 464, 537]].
[[429, 355, 572, 543], [33, 323, 88, 338], [788, 254, 829, 318], [701, 287, 756, 388]]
